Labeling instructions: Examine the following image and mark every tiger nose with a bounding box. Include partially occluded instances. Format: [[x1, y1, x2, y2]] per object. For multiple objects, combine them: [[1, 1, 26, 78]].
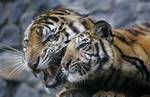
[[28, 60, 38, 70], [28, 57, 39, 70]]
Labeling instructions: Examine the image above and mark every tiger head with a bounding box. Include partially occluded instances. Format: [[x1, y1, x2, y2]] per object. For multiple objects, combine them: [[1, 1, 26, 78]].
[[23, 7, 94, 87], [60, 20, 114, 83]]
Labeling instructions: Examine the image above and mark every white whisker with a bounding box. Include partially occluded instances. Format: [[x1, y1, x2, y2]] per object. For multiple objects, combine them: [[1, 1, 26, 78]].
[[0, 60, 24, 69], [14, 66, 25, 78], [7, 63, 25, 78], [0, 43, 29, 79], [0, 61, 23, 71], [9, 68, 24, 78]]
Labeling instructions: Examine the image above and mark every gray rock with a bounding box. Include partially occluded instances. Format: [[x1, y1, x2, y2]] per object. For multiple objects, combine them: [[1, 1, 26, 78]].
[[6, 0, 29, 23], [136, 2, 150, 13], [20, 9, 36, 32], [15, 83, 40, 97], [30, 0, 48, 11], [3, 80, 20, 97], [15, 82, 54, 97], [112, 6, 136, 28], [46, 0, 62, 9], [0, 79, 6, 97], [137, 13, 150, 23], [0, 0, 16, 2], [115, 0, 138, 9], [0, 24, 20, 48], [60, 0, 113, 15], [84, 0, 113, 11], [0, 2, 6, 26]]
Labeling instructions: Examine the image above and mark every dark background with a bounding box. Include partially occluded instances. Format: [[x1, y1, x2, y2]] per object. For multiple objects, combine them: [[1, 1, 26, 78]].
[[0, 0, 150, 97]]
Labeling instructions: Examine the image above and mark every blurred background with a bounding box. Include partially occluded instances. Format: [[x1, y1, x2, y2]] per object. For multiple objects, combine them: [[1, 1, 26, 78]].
[[0, 0, 150, 97]]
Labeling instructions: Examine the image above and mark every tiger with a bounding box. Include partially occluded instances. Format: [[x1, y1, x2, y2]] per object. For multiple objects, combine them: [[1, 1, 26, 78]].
[[22, 7, 130, 97], [23, 7, 95, 87], [59, 20, 150, 97]]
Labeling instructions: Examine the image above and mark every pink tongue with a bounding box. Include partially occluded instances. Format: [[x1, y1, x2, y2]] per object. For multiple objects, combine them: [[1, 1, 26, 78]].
[[47, 77, 57, 85], [46, 76, 59, 88]]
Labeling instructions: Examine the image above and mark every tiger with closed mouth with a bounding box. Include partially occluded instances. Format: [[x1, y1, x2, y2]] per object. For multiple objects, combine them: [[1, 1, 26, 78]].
[[59, 21, 150, 97]]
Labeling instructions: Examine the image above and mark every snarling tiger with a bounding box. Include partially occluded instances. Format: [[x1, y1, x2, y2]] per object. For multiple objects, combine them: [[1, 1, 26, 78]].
[[23, 7, 95, 88]]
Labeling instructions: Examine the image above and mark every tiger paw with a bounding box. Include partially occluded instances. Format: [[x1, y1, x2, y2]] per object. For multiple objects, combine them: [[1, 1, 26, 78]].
[[92, 91, 126, 97], [57, 88, 90, 97]]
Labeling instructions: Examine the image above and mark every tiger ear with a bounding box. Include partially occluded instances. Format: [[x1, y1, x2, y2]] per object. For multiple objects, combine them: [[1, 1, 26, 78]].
[[94, 20, 113, 43]]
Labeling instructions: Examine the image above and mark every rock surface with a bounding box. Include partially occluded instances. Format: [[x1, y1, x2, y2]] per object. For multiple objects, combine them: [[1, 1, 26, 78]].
[[0, 0, 149, 97]]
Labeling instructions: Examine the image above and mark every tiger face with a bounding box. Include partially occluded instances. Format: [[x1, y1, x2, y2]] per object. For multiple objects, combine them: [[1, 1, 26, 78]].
[[60, 21, 114, 83], [23, 7, 94, 87], [24, 8, 85, 71]]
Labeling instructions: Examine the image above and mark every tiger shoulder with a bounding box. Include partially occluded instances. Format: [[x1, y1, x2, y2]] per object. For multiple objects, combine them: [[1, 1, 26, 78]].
[[112, 23, 150, 68]]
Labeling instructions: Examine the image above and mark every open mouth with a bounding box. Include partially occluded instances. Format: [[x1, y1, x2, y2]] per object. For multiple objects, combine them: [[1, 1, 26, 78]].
[[43, 69, 61, 88], [31, 48, 66, 88]]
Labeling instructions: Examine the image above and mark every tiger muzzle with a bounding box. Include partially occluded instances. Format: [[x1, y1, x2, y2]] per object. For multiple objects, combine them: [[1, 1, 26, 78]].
[[27, 57, 40, 73]]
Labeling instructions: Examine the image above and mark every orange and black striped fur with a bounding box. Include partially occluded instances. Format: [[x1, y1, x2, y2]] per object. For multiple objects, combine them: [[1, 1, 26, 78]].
[[22, 6, 150, 97], [59, 21, 150, 97], [61, 21, 150, 83], [23, 7, 94, 87]]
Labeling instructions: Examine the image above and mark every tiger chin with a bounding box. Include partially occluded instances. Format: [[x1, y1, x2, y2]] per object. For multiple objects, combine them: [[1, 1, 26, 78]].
[[59, 21, 150, 97]]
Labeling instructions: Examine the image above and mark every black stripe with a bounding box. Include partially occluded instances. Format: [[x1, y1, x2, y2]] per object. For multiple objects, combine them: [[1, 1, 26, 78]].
[[53, 12, 66, 15], [85, 44, 91, 51], [114, 45, 149, 81], [69, 22, 80, 34], [99, 40, 107, 54], [114, 34, 131, 45], [142, 23, 150, 27], [94, 42, 99, 57], [114, 45, 124, 56], [31, 26, 43, 37], [59, 22, 64, 31], [138, 26, 150, 33], [99, 40, 109, 63], [56, 9, 71, 15], [50, 16, 59, 22], [59, 17, 66, 21], [128, 29, 145, 36], [123, 56, 149, 81], [44, 21, 54, 25], [64, 32, 70, 41], [44, 24, 51, 29], [36, 16, 55, 25]]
